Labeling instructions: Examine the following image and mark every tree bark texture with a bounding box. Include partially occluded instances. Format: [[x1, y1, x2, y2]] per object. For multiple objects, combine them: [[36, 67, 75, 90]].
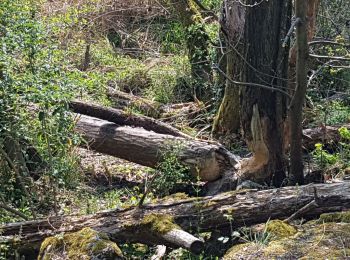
[[288, 0, 309, 185], [2, 181, 350, 255], [75, 115, 238, 182], [285, 0, 320, 152], [239, 0, 292, 186], [212, 0, 244, 138]]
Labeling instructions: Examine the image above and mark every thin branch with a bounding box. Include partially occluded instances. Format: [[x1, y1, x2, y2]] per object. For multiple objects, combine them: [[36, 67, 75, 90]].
[[0, 203, 28, 220], [220, 26, 290, 83], [282, 17, 301, 48], [212, 64, 292, 98], [235, 0, 265, 8], [284, 187, 319, 223], [308, 40, 350, 48], [309, 54, 350, 61]]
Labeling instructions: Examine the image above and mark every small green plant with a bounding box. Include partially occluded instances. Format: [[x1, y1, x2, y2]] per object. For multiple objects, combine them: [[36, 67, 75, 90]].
[[313, 143, 339, 168], [236, 221, 271, 246], [312, 127, 350, 175], [151, 142, 191, 196], [338, 127, 350, 168]]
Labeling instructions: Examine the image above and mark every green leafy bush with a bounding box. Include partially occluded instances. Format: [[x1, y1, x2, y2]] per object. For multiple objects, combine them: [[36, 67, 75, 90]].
[[0, 0, 80, 222]]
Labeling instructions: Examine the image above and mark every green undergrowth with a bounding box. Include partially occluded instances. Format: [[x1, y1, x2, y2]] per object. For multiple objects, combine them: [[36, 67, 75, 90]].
[[312, 126, 350, 177]]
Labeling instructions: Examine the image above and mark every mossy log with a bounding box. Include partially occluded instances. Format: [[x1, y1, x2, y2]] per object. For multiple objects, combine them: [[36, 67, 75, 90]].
[[38, 227, 124, 260], [69, 100, 191, 139], [2, 182, 350, 257], [75, 115, 238, 182]]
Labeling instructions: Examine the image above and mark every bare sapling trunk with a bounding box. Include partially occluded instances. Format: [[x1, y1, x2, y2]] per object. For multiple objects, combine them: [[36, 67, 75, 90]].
[[288, 0, 309, 185]]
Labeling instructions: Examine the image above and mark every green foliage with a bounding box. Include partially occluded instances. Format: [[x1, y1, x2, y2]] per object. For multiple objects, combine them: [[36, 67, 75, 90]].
[[151, 142, 191, 196], [236, 225, 271, 246], [0, 0, 80, 222], [313, 143, 339, 168], [313, 127, 350, 173], [159, 21, 187, 54], [307, 101, 350, 127], [145, 55, 192, 103]]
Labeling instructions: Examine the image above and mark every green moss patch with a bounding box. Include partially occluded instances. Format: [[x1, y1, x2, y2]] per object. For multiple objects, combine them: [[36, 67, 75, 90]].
[[223, 220, 350, 259], [38, 227, 123, 260], [141, 214, 179, 234], [318, 211, 350, 223], [266, 220, 297, 239]]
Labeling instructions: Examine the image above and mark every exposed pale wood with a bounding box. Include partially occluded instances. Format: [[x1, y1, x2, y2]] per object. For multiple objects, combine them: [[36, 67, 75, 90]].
[[2, 182, 350, 255], [75, 115, 239, 182], [161, 229, 204, 254], [151, 245, 167, 260]]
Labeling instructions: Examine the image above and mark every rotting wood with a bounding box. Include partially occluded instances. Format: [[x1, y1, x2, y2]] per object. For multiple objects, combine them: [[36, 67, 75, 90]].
[[2, 181, 350, 256]]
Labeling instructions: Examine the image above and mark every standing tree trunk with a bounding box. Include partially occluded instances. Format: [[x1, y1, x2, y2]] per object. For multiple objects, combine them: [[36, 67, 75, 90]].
[[212, 1, 244, 138], [287, 0, 320, 184], [239, 0, 292, 186], [288, 0, 309, 185]]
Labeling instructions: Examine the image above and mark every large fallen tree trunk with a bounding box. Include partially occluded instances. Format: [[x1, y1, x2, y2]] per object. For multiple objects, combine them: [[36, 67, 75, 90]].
[[70, 99, 349, 152], [75, 115, 238, 182], [2, 182, 350, 256]]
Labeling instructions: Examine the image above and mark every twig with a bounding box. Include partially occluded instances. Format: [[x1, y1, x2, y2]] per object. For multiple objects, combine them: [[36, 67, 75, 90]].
[[150, 245, 167, 260], [138, 171, 160, 208], [308, 40, 350, 48], [0, 203, 28, 220], [309, 54, 350, 61], [212, 64, 292, 98]]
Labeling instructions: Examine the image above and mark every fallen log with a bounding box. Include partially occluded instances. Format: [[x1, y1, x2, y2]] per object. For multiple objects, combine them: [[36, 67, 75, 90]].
[[107, 88, 162, 118], [302, 124, 350, 150], [69, 100, 191, 139], [75, 115, 238, 182], [2, 182, 350, 256], [107, 88, 207, 123]]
